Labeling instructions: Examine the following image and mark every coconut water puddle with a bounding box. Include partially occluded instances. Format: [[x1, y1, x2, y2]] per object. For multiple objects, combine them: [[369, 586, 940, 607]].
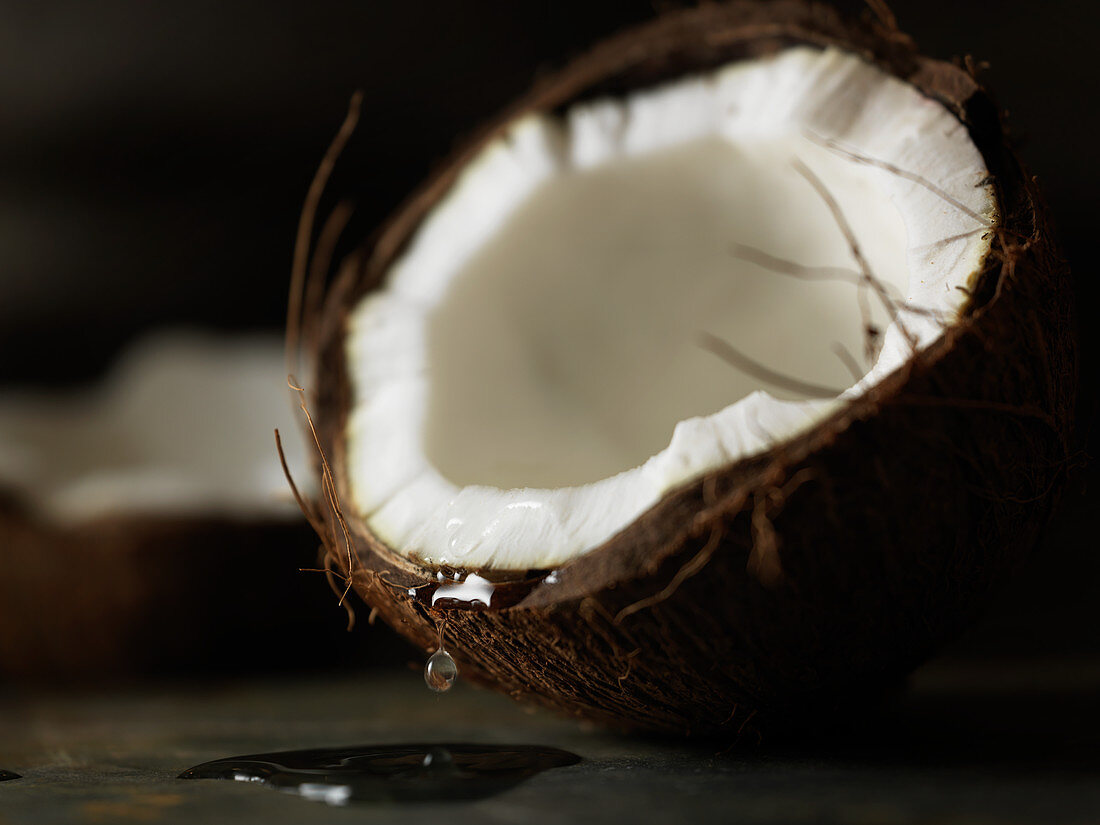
[[179, 743, 580, 806], [0, 770, 20, 781]]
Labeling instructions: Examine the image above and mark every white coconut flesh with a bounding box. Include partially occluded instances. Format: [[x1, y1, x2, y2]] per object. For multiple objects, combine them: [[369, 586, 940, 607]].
[[0, 332, 308, 524], [345, 46, 996, 572]]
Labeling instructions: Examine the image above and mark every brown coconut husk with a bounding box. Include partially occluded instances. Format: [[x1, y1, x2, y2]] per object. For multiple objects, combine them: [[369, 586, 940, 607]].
[[300, 0, 1076, 740], [0, 492, 368, 682]]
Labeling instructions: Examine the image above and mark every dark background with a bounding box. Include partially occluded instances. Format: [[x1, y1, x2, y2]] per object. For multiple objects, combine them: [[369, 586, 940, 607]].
[[1, 0, 1096, 658]]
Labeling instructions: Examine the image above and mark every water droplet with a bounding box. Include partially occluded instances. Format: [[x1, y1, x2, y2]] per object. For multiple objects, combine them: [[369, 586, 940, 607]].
[[425, 649, 457, 692]]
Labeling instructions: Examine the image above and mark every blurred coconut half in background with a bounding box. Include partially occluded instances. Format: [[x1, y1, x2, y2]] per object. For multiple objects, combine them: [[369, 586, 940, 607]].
[[0, 331, 362, 681]]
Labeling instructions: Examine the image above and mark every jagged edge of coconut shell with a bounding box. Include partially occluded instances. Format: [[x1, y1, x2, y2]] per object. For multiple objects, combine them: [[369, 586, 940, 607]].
[[309, 0, 1077, 739]]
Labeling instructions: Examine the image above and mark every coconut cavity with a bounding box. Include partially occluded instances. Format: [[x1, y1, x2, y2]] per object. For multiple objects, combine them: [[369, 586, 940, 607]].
[[345, 46, 996, 571], [0, 332, 307, 524]]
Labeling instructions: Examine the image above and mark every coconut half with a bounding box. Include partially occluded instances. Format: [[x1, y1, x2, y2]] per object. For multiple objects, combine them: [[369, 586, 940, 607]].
[[307, 1, 1075, 738], [0, 332, 337, 680]]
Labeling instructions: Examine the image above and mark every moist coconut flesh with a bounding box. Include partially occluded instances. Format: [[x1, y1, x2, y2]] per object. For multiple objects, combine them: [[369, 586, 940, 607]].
[[426, 136, 910, 490], [345, 46, 996, 571]]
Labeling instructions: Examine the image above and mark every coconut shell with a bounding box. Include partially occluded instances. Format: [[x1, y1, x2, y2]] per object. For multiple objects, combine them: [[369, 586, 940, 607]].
[[0, 492, 365, 681], [309, 0, 1076, 740]]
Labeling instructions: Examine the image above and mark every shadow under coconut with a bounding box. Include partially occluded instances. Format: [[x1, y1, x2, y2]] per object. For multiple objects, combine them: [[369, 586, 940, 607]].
[[611, 656, 1100, 781], [753, 672, 1100, 778]]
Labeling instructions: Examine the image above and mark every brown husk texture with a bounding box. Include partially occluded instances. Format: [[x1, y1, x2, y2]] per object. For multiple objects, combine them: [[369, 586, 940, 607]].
[[0, 500, 350, 681], [309, 0, 1076, 739]]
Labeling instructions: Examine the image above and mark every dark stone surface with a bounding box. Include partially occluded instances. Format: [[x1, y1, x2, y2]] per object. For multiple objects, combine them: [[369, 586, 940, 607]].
[[2, 659, 1099, 824]]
